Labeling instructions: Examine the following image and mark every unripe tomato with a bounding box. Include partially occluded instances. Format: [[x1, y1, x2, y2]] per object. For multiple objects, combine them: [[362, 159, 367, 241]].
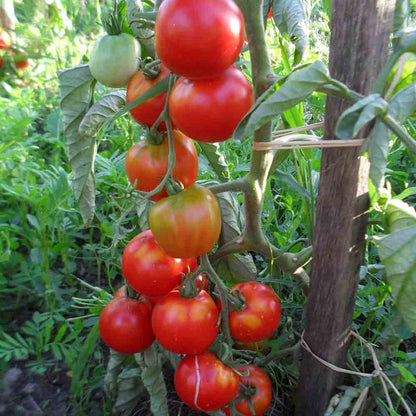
[[99, 296, 154, 354], [89, 33, 141, 88], [229, 282, 281, 343], [169, 66, 253, 142], [122, 230, 198, 298], [149, 185, 222, 258], [152, 289, 218, 354], [124, 130, 198, 201], [0, 30, 11, 49], [175, 352, 239, 411], [155, 0, 244, 79], [127, 64, 170, 131], [223, 365, 272, 416]]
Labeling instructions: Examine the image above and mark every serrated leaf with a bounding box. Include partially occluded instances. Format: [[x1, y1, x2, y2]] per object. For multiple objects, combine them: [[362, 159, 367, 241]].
[[136, 199, 153, 231], [114, 367, 145, 415], [79, 90, 126, 137], [234, 61, 330, 140], [198, 142, 230, 182], [336, 94, 388, 139], [104, 349, 126, 402], [376, 226, 416, 332], [58, 64, 96, 225], [393, 0, 409, 34], [272, 0, 310, 65], [213, 253, 257, 283], [135, 344, 168, 416]]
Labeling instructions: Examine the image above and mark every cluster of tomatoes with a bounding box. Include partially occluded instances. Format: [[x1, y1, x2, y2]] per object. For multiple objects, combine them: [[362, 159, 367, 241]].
[[0, 29, 29, 71]]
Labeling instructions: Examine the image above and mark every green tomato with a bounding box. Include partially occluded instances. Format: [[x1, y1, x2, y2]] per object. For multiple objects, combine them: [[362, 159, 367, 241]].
[[89, 33, 141, 88]]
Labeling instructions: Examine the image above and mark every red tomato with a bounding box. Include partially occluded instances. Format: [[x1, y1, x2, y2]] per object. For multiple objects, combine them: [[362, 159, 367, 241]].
[[149, 184, 222, 258], [124, 130, 198, 201], [99, 297, 154, 354], [152, 289, 218, 354], [223, 365, 272, 416], [169, 66, 253, 142], [0, 30, 11, 50], [122, 230, 197, 297], [15, 56, 29, 69], [268, 7, 273, 19], [155, 0, 244, 79], [229, 282, 281, 342], [127, 63, 170, 131], [175, 352, 239, 411]]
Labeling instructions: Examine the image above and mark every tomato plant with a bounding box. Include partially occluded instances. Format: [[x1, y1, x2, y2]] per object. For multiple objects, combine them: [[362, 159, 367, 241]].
[[223, 365, 272, 416], [127, 63, 171, 130], [174, 351, 240, 411], [169, 66, 253, 142], [149, 184, 222, 258], [89, 33, 141, 88], [121, 229, 197, 297], [154, 0, 244, 79], [99, 296, 154, 354], [151, 289, 218, 354], [228, 282, 281, 342], [124, 130, 198, 201], [0, 30, 11, 50]]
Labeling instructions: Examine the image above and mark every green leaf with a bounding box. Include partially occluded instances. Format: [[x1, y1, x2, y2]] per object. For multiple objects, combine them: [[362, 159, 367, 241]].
[[392, 362, 416, 383], [135, 344, 169, 416], [136, 199, 153, 231], [323, 0, 332, 19], [234, 61, 330, 140], [104, 349, 126, 402], [275, 168, 311, 202], [386, 199, 416, 233], [79, 90, 126, 137], [214, 253, 257, 283], [114, 367, 145, 415], [376, 226, 416, 332], [58, 64, 96, 225], [216, 191, 244, 245], [335, 94, 388, 139], [393, 0, 409, 34], [198, 142, 230, 182], [389, 82, 416, 122], [272, 0, 311, 65]]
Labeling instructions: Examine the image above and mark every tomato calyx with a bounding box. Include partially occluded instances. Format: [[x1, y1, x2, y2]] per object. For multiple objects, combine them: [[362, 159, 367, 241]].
[[145, 125, 164, 145], [179, 270, 206, 298], [228, 288, 247, 311], [141, 57, 162, 80], [165, 177, 185, 195], [101, 3, 123, 35], [125, 284, 142, 300]]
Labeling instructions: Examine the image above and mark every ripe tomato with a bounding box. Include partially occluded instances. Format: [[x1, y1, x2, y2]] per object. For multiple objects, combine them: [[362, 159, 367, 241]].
[[127, 63, 170, 131], [268, 7, 273, 19], [89, 33, 141, 88], [99, 296, 154, 354], [14, 52, 29, 70], [149, 184, 221, 258], [223, 365, 272, 416], [175, 352, 239, 411], [124, 130, 198, 201], [229, 282, 281, 342], [169, 66, 253, 142], [0, 30, 11, 50], [155, 0, 244, 79], [122, 230, 198, 297], [152, 289, 218, 354]]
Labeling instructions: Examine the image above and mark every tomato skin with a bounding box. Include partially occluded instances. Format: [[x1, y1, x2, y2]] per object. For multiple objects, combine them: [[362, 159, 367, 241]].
[[268, 7, 273, 19], [155, 0, 244, 79], [149, 185, 222, 258], [175, 352, 239, 411], [127, 64, 170, 130], [122, 230, 197, 297], [223, 365, 272, 416], [229, 282, 281, 343], [0, 30, 11, 49], [89, 33, 141, 88], [169, 66, 253, 142], [124, 130, 198, 201], [152, 289, 218, 354], [99, 297, 154, 354]]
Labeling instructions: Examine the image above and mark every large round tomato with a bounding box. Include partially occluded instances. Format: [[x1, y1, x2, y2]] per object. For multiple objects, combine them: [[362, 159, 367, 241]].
[[175, 352, 239, 411], [89, 33, 141, 88], [124, 130, 198, 201], [127, 63, 170, 131], [122, 230, 197, 297], [152, 289, 218, 354], [229, 282, 281, 342], [155, 0, 244, 79], [99, 296, 154, 354], [149, 184, 221, 258], [169, 66, 253, 142], [223, 365, 272, 416]]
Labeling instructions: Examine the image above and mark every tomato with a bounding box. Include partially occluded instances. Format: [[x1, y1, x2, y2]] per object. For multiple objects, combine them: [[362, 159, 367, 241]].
[[99, 296, 154, 354], [169, 66, 253, 142], [14, 52, 29, 70], [149, 184, 222, 258], [124, 130, 198, 201], [89, 33, 141, 88], [122, 230, 197, 297], [0, 58, 4, 70], [268, 7, 273, 19], [228, 282, 281, 342], [0, 30, 11, 50], [155, 0, 244, 79], [152, 289, 218, 354], [127, 63, 170, 131], [223, 365, 272, 416], [175, 352, 239, 411]]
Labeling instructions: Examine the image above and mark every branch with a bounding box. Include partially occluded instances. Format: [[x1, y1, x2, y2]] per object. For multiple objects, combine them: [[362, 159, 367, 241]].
[[254, 342, 300, 367], [207, 179, 249, 194]]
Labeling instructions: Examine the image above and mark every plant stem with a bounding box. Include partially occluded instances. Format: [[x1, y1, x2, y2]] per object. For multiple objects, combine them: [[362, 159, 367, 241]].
[[207, 179, 249, 194], [254, 342, 300, 367], [382, 114, 416, 156]]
